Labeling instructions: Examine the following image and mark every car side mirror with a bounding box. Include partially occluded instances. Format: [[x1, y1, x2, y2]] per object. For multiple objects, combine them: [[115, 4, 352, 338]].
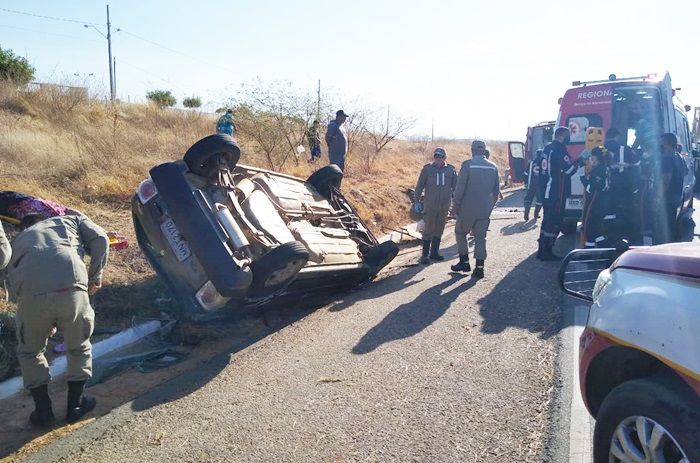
[[558, 248, 622, 302]]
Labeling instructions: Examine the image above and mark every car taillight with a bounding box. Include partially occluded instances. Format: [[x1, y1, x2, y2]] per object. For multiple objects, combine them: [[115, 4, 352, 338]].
[[195, 280, 230, 311], [137, 178, 158, 204]]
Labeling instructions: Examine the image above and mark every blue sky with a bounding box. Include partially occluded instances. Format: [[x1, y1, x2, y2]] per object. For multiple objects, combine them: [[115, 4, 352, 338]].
[[1, 0, 699, 140]]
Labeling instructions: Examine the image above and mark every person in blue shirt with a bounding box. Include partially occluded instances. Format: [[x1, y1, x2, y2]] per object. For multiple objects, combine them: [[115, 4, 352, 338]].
[[216, 109, 236, 136]]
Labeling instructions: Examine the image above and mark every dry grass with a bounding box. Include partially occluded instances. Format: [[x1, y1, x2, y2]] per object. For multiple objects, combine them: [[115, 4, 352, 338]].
[[0, 83, 509, 321]]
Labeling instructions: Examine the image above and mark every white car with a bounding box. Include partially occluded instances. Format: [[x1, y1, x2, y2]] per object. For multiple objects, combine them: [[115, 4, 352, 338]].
[[560, 243, 700, 462]]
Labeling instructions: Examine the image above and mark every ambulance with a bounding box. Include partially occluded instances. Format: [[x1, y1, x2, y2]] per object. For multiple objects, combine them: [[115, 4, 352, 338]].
[[507, 121, 555, 184], [555, 72, 695, 236]]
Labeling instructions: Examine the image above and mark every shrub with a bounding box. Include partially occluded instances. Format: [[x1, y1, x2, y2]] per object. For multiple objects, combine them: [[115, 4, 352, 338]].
[[146, 89, 176, 107], [0, 47, 35, 85], [183, 96, 202, 108]]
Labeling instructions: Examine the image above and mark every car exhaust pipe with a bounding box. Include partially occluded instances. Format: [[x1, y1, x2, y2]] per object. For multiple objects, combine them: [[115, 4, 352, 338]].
[[215, 203, 252, 258]]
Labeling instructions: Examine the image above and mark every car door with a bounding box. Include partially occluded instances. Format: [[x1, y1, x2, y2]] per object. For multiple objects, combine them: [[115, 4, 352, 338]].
[[508, 142, 526, 183]]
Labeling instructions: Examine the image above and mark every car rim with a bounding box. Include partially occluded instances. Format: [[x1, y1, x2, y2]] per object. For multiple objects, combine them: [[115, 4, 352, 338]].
[[265, 259, 305, 287], [609, 416, 689, 463]]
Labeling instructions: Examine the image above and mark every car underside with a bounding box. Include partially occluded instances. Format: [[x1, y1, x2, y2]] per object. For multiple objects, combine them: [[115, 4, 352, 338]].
[[133, 135, 398, 321]]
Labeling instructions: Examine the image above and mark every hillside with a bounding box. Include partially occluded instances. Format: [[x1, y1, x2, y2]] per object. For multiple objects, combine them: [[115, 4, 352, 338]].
[[0, 85, 511, 322]]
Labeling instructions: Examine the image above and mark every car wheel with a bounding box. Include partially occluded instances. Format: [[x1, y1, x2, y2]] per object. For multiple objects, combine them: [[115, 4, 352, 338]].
[[248, 241, 310, 298], [183, 134, 241, 179], [364, 240, 399, 274], [593, 376, 700, 463], [0, 313, 18, 381], [307, 165, 343, 198]]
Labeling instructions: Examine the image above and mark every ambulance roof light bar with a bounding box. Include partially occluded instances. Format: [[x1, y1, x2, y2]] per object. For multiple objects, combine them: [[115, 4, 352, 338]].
[[571, 73, 658, 87]]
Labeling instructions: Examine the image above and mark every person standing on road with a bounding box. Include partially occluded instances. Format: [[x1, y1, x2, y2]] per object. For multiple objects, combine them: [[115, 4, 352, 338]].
[[7, 214, 109, 428], [413, 147, 457, 264], [604, 128, 642, 245], [581, 147, 610, 248], [523, 149, 544, 221], [651, 133, 687, 244], [326, 110, 350, 171], [450, 140, 500, 278], [0, 221, 10, 269], [307, 120, 322, 162], [537, 127, 580, 261], [216, 109, 236, 136]]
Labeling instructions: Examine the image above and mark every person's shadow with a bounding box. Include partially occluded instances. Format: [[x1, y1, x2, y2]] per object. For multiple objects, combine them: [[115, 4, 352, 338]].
[[352, 273, 476, 354], [500, 219, 538, 235], [328, 242, 460, 313]]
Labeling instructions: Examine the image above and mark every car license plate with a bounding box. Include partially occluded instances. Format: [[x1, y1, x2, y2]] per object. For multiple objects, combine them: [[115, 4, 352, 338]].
[[566, 197, 583, 210], [160, 218, 191, 262]]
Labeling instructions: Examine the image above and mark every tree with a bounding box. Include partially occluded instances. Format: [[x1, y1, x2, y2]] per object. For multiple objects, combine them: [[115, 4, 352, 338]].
[[182, 96, 202, 108], [0, 47, 35, 85], [146, 89, 176, 107], [230, 80, 318, 170], [361, 106, 415, 173]]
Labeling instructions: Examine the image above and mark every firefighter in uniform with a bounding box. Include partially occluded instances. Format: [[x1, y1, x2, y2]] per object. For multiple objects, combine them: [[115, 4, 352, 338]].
[[604, 128, 642, 245], [581, 147, 610, 248], [523, 149, 544, 221], [538, 126, 580, 261], [7, 214, 109, 428], [450, 140, 500, 278], [413, 147, 457, 264]]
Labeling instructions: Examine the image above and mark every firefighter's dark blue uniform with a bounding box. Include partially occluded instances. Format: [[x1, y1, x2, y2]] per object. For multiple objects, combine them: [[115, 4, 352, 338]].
[[523, 151, 544, 220], [604, 138, 642, 245], [581, 162, 609, 248], [538, 140, 578, 258]]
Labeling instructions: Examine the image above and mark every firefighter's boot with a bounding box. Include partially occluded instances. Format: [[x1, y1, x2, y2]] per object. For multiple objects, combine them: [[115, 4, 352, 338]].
[[429, 237, 444, 261], [450, 255, 471, 272], [473, 259, 485, 278], [66, 380, 96, 423], [539, 238, 561, 261], [420, 240, 431, 264], [29, 384, 55, 428]]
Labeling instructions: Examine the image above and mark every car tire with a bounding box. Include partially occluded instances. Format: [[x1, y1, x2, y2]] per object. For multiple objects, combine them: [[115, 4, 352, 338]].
[[248, 241, 310, 298], [0, 313, 18, 381], [561, 221, 578, 236], [183, 134, 241, 179], [307, 165, 343, 198], [593, 376, 700, 463], [364, 240, 399, 274]]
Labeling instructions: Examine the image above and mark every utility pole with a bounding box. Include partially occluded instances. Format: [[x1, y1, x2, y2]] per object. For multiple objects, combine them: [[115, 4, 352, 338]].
[[386, 105, 390, 133], [431, 118, 434, 143], [107, 4, 115, 101]]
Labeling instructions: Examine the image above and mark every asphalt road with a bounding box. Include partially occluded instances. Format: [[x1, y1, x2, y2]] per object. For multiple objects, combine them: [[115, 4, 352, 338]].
[[20, 191, 570, 463], [17, 189, 697, 463]]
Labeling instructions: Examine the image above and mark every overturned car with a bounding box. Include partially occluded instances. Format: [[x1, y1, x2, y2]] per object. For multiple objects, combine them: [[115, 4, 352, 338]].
[[132, 134, 398, 321]]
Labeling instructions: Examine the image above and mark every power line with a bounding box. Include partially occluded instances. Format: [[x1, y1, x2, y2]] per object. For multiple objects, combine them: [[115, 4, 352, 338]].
[[117, 28, 236, 73], [0, 7, 99, 26], [0, 23, 102, 43]]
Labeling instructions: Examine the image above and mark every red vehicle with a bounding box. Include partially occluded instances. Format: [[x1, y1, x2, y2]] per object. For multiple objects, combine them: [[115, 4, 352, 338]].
[[555, 72, 695, 233], [508, 121, 555, 183]]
